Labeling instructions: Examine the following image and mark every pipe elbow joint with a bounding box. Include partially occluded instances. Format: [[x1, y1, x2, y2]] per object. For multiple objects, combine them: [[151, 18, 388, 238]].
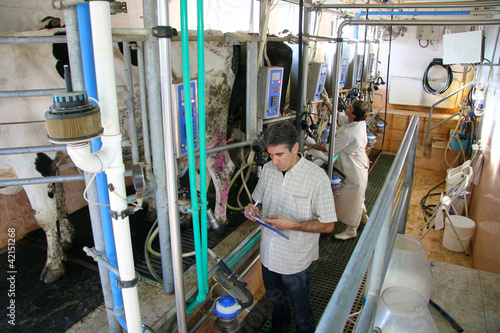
[[67, 135, 122, 173], [67, 142, 106, 173]]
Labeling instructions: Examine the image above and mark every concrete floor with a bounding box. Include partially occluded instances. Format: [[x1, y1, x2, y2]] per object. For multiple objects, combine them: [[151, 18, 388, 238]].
[[66, 167, 500, 333]]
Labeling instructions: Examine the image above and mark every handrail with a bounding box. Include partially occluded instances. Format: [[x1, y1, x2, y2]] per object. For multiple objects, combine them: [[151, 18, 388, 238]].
[[316, 115, 419, 333], [423, 81, 473, 156]]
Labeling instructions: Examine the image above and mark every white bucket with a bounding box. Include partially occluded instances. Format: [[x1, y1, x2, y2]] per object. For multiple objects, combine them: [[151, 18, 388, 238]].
[[442, 215, 475, 252]]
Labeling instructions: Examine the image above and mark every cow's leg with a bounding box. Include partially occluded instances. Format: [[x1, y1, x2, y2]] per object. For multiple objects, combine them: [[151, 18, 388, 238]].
[[206, 150, 235, 224], [55, 181, 73, 250], [25, 184, 66, 284]]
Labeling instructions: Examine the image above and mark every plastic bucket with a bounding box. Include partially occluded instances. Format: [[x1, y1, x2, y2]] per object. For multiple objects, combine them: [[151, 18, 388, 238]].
[[442, 215, 475, 252]]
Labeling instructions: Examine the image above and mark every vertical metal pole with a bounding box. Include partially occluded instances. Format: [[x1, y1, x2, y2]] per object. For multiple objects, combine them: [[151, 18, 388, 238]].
[[123, 42, 140, 164], [63, 6, 84, 91], [297, 0, 305, 149], [137, 42, 152, 166], [143, 0, 175, 294], [327, 22, 347, 179], [246, 40, 259, 139], [155, 0, 187, 329]]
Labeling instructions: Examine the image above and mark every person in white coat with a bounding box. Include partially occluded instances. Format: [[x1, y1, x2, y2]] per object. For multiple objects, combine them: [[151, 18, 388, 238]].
[[331, 99, 370, 240], [306, 96, 370, 240]]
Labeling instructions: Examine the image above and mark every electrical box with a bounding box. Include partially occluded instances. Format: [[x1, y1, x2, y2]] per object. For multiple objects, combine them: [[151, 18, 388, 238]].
[[257, 67, 283, 119], [417, 26, 444, 41], [171, 79, 198, 158], [307, 62, 328, 102], [342, 43, 357, 88], [339, 56, 349, 87], [443, 30, 484, 65]]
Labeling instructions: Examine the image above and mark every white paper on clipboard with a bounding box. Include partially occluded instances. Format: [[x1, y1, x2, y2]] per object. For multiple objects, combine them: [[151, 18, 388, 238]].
[[242, 212, 289, 240]]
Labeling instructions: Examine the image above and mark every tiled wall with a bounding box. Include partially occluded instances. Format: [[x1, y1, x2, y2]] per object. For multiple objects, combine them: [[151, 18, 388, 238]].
[[371, 108, 460, 171]]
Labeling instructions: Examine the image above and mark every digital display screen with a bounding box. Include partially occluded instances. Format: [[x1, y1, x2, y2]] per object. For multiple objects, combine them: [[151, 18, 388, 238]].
[[272, 71, 281, 81]]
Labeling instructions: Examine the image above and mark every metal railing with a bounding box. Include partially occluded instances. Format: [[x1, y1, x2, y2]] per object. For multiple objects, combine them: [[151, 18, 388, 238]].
[[423, 82, 473, 156], [316, 115, 419, 333]]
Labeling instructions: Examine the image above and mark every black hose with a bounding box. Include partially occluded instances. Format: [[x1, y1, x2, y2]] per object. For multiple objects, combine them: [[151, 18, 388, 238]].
[[423, 58, 453, 95], [216, 259, 254, 309], [420, 180, 446, 224], [429, 299, 464, 332]]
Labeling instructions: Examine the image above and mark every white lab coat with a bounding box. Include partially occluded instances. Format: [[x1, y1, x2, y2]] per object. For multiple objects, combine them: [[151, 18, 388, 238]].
[[333, 113, 369, 227]]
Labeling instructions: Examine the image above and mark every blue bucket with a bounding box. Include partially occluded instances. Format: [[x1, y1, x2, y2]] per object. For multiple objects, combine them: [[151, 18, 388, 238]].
[[450, 133, 470, 151]]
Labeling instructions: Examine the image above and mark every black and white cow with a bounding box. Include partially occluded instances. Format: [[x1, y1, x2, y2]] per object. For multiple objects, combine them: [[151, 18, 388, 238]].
[[0, 26, 244, 283]]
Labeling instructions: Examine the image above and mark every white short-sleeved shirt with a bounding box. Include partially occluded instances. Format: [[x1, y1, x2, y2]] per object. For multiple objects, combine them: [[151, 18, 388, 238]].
[[252, 155, 337, 274]]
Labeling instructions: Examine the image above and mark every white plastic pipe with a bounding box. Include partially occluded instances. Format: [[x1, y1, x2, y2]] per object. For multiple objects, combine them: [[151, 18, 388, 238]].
[[67, 136, 119, 173], [73, 2, 141, 332]]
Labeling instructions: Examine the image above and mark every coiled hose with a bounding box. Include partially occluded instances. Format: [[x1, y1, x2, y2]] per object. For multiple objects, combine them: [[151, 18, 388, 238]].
[[423, 58, 453, 95]]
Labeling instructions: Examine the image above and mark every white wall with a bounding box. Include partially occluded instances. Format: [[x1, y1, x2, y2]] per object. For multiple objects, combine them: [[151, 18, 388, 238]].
[[0, 0, 60, 33], [378, 25, 472, 108], [0, 0, 144, 33]]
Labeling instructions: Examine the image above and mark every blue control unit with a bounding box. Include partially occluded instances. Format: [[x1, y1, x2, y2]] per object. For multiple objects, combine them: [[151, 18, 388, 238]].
[[172, 79, 198, 157], [257, 67, 283, 119], [339, 56, 348, 86]]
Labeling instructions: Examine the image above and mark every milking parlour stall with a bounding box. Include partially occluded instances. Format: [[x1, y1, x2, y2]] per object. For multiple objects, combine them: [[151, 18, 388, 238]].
[[0, 1, 271, 331], [2, 0, 497, 333]]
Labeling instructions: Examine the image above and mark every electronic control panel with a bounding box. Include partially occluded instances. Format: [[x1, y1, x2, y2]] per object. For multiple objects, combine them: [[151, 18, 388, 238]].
[[307, 62, 328, 102], [257, 67, 283, 119], [171, 79, 198, 158], [339, 56, 349, 87]]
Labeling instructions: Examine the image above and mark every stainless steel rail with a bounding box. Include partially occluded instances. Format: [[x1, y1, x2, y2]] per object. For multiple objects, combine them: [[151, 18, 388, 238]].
[[317, 115, 419, 333]]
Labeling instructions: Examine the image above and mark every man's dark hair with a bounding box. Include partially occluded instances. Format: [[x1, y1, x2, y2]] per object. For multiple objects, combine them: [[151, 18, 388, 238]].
[[262, 121, 298, 151], [352, 100, 369, 121]]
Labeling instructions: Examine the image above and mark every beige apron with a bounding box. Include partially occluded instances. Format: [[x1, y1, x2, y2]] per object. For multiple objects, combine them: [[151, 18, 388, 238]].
[[334, 149, 369, 227]]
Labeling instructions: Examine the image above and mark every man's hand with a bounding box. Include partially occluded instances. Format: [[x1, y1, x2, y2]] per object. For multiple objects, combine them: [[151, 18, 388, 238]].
[[244, 203, 260, 221], [265, 215, 335, 233], [263, 215, 296, 230]]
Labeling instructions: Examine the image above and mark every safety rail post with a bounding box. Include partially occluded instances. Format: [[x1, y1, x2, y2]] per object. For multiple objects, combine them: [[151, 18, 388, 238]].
[[316, 115, 419, 333], [423, 81, 473, 156]]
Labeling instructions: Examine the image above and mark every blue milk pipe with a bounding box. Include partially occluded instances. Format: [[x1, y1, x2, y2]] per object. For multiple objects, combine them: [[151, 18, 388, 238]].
[[197, 0, 209, 295], [77, 3, 127, 330], [179, 0, 206, 312]]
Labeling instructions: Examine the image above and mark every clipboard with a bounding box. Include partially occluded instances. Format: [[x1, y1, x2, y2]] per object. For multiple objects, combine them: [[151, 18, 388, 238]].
[[242, 212, 289, 240]]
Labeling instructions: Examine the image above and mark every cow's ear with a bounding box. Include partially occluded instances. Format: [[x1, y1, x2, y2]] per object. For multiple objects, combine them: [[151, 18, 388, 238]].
[[52, 31, 69, 79]]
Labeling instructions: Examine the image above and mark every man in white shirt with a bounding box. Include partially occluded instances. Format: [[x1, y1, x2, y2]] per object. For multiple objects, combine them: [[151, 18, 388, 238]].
[[245, 121, 336, 333]]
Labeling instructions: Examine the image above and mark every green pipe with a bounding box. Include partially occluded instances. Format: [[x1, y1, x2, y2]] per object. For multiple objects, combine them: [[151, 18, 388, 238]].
[[186, 296, 203, 314], [179, 0, 205, 305], [226, 231, 261, 269], [197, 0, 208, 294], [185, 230, 261, 313]]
